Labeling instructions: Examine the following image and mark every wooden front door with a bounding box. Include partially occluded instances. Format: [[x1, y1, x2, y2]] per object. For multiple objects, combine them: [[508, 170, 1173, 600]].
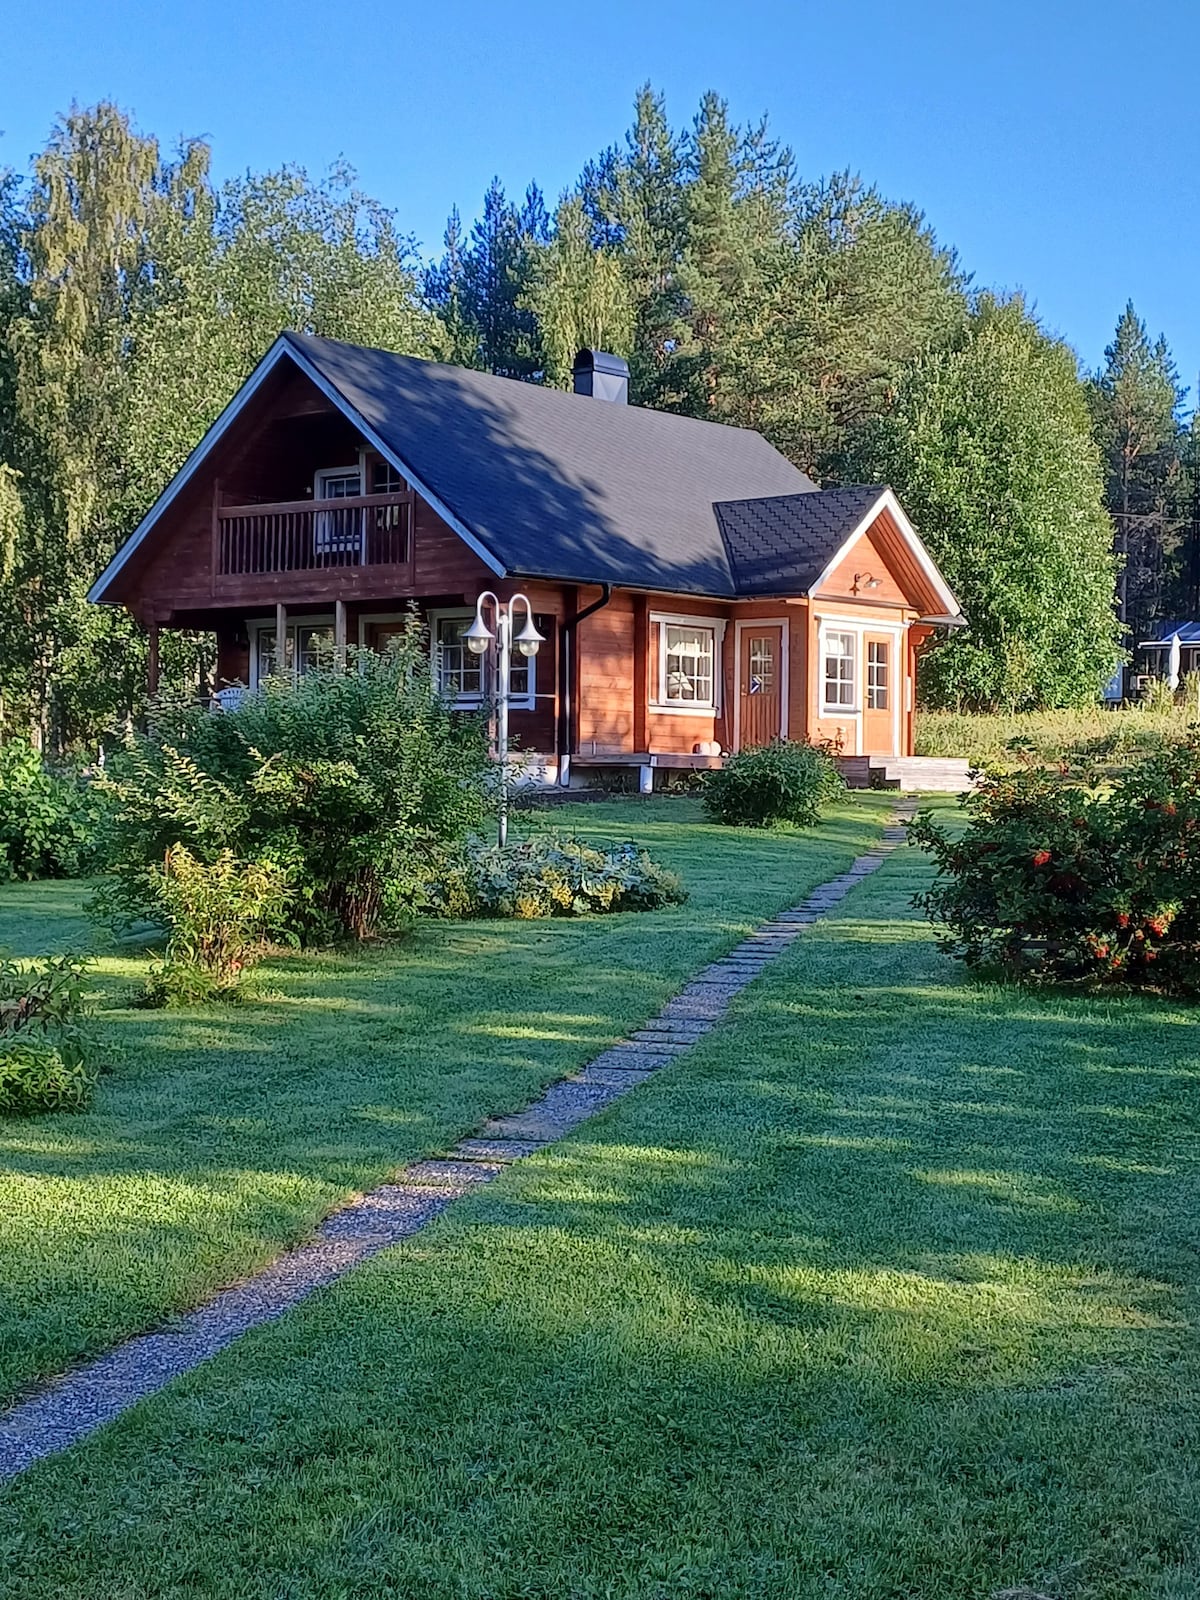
[[738, 624, 784, 748], [862, 631, 895, 755]]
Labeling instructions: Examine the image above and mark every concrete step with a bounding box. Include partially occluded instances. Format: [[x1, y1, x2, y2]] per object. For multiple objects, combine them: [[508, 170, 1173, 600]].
[[878, 757, 973, 793]]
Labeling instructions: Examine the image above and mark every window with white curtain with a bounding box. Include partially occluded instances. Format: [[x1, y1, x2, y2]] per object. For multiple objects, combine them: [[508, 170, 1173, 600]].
[[661, 623, 716, 706]]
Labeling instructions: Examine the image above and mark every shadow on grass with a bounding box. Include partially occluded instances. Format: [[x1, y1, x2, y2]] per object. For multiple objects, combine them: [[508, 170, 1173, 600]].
[[2, 848, 1199, 1598]]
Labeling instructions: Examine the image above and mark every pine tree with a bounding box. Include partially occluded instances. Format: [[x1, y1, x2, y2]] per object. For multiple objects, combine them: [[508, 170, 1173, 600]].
[[583, 86, 687, 401], [429, 178, 546, 379], [665, 93, 793, 423], [1088, 303, 1187, 653]]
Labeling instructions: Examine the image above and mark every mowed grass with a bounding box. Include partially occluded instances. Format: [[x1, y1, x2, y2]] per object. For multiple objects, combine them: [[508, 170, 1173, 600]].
[[0, 794, 890, 1403], [3, 839, 1197, 1598]]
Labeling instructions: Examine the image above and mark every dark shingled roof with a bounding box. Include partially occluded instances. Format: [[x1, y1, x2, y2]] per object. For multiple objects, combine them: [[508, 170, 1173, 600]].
[[287, 332, 819, 598], [714, 487, 889, 597]]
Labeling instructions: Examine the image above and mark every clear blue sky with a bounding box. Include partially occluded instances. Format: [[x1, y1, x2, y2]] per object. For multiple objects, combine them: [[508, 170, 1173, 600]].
[[2, 0, 1196, 400]]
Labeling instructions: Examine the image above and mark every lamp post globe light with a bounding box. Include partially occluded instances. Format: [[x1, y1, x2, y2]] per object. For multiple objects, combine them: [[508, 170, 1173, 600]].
[[465, 591, 544, 846]]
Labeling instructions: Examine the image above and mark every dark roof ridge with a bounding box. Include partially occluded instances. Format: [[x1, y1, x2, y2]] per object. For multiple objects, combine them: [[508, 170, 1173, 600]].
[[284, 330, 815, 446]]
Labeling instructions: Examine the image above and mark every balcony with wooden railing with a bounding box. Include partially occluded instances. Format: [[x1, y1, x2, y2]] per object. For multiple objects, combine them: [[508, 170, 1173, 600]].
[[214, 491, 414, 588]]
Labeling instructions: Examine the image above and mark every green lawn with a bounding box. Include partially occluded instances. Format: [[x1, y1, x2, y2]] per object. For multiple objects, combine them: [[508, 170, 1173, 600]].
[[0, 794, 890, 1404], [3, 827, 1198, 1597]]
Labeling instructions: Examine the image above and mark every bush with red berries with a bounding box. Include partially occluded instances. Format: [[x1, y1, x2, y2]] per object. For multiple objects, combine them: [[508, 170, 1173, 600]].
[[910, 738, 1200, 992]]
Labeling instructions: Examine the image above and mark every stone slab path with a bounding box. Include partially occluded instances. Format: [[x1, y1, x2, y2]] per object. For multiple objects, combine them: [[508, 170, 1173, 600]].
[[0, 810, 913, 1482]]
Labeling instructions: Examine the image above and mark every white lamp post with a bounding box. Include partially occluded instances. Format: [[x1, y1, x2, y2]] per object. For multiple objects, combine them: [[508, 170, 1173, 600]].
[[464, 591, 544, 846]]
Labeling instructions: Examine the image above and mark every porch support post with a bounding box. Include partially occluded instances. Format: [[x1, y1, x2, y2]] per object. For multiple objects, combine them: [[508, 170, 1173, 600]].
[[147, 622, 161, 698], [275, 601, 287, 675], [334, 599, 348, 668]]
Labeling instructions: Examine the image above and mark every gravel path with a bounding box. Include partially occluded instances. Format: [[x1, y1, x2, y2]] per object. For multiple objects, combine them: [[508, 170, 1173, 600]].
[[0, 810, 913, 1481]]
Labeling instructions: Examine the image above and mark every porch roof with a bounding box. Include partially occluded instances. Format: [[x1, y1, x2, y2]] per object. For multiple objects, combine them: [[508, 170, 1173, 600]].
[[1140, 623, 1200, 648]]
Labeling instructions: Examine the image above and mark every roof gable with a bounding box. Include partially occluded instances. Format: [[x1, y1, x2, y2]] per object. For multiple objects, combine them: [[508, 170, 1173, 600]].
[[92, 333, 819, 603], [716, 486, 962, 615], [715, 487, 886, 596]]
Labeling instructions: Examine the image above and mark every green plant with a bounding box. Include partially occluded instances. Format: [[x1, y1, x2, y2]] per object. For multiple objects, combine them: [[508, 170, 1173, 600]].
[[701, 739, 845, 828], [0, 951, 96, 1114], [142, 846, 295, 1006], [95, 627, 492, 944], [426, 833, 686, 919], [1142, 675, 1178, 715], [0, 1039, 93, 1115], [911, 737, 1200, 991], [0, 740, 97, 881]]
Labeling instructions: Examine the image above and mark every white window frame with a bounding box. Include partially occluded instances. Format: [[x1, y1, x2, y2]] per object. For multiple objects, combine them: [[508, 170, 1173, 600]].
[[313, 461, 364, 557], [822, 630, 858, 712], [427, 607, 536, 712], [314, 465, 362, 499], [867, 639, 890, 711], [249, 614, 336, 691], [650, 611, 727, 715]]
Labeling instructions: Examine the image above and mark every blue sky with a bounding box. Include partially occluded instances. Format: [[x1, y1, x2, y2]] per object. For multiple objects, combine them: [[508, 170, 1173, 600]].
[[2, 0, 1196, 400]]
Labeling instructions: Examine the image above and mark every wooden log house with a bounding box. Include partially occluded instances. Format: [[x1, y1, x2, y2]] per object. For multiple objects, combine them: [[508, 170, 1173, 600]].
[[89, 335, 965, 788]]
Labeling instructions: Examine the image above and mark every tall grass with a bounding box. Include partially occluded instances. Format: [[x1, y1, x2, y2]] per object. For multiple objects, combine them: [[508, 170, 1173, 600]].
[[916, 690, 1200, 765]]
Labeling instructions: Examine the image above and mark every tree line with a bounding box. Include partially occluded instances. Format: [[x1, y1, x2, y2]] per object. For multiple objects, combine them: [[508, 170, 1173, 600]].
[[0, 87, 1192, 747]]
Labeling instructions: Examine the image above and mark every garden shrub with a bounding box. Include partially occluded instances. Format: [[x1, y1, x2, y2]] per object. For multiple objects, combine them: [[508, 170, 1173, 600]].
[[911, 737, 1200, 992], [0, 740, 97, 881], [701, 739, 844, 828], [141, 846, 295, 1006], [0, 952, 96, 1114], [95, 625, 492, 946], [426, 834, 686, 919]]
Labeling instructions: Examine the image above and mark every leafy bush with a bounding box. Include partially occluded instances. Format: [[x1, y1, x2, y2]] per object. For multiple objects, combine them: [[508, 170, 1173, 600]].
[[911, 739, 1200, 992], [0, 952, 96, 1114], [0, 740, 97, 881], [426, 834, 686, 919], [142, 846, 295, 1006], [701, 739, 844, 828], [95, 626, 492, 945]]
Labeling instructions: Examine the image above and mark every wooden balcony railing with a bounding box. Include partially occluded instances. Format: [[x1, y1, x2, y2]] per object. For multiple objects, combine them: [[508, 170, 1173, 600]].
[[217, 492, 413, 576]]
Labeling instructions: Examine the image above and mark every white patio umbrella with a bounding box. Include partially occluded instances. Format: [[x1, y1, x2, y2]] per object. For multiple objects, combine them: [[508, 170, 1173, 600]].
[[1168, 630, 1182, 691]]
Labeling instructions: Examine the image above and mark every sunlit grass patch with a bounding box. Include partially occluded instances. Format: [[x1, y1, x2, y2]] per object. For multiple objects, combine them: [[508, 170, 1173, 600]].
[[0, 794, 889, 1401], [5, 802, 1197, 1597]]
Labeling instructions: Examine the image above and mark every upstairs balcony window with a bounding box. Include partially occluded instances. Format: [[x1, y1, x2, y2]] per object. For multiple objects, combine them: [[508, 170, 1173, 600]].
[[314, 467, 364, 557]]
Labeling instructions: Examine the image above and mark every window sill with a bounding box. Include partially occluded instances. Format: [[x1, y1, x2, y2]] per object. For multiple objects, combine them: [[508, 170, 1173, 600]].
[[821, 704, 861, 716], [649, 701, 721, 716]]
